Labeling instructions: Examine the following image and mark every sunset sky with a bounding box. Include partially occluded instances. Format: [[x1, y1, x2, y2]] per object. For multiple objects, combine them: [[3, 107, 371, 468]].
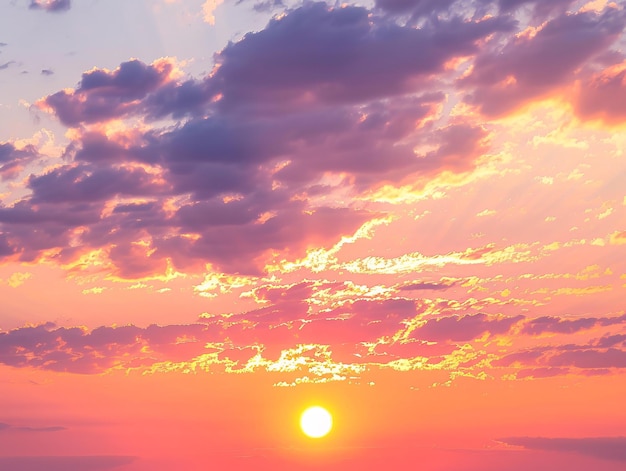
[[1, 0, 625, 469]]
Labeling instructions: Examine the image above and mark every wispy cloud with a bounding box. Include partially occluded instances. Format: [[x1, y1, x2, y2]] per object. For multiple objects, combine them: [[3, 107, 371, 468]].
[[500, 437, 626, 462], [0, 456, 135, 471]]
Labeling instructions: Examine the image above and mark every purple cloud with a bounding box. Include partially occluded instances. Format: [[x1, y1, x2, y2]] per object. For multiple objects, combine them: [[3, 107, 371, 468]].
[[595, 334, 626, 348], [492, 317, 626, 373], [208, 3, 513, 113], [374, 0, 456, 16], [522, 316, 603, 335], [0, 423, 67, 433], [1, 305, 623, 377], [519, 313, 626, 336], [0, 286, 419, 373], [0, 322, 220, 373], [497, 0, 576, 19], [576, 63, 626, 124], [548, 349, 626, 369], [220, 283, 418, 357], [29, 0, 71, 13], [515, 367, 570, 379], [0, 456, 135, 471], [0, 4, 540, 277], [412, 313, 523, 342], [399, 280, 456, 291], [499, 437, 626, 462], [461, 6, 626, 116], [0, 61, 15, 70], [40, 3, 514, 124], [0, 142, 38, 180], [42, 59, 175, 126]]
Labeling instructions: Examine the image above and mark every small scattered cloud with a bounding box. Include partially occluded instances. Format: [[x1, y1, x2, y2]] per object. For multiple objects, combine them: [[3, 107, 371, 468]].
[[6, 272, 32, 288], [29, 0, 71, 13], [41, 69, 54, 76], [0, 61, 15, 70], [0, 141, 39, 180], [201, 0, 224, 25]]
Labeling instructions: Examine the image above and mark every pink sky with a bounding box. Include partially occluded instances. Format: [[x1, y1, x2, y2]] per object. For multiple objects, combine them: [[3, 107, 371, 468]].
[[0, 0, 625, 469]]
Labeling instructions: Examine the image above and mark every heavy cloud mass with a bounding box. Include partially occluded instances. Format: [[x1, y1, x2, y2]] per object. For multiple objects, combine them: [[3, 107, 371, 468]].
[[0, 3, 522, 277], [0, 3, 621, 277]]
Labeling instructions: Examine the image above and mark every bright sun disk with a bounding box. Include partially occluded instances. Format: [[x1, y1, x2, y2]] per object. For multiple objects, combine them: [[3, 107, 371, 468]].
[[300, 406, 333, 438]]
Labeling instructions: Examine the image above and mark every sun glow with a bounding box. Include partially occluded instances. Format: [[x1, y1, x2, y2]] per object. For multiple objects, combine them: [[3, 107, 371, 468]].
[[300, 406, 333, 438]]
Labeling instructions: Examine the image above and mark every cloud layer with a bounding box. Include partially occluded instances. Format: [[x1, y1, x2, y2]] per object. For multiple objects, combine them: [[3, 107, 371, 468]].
[[0, 2, 622, 279], [1, 281, 624, 379]]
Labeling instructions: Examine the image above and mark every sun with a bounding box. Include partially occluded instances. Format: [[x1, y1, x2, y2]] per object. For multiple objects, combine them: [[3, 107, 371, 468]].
[[300, 406, 333, 438]]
